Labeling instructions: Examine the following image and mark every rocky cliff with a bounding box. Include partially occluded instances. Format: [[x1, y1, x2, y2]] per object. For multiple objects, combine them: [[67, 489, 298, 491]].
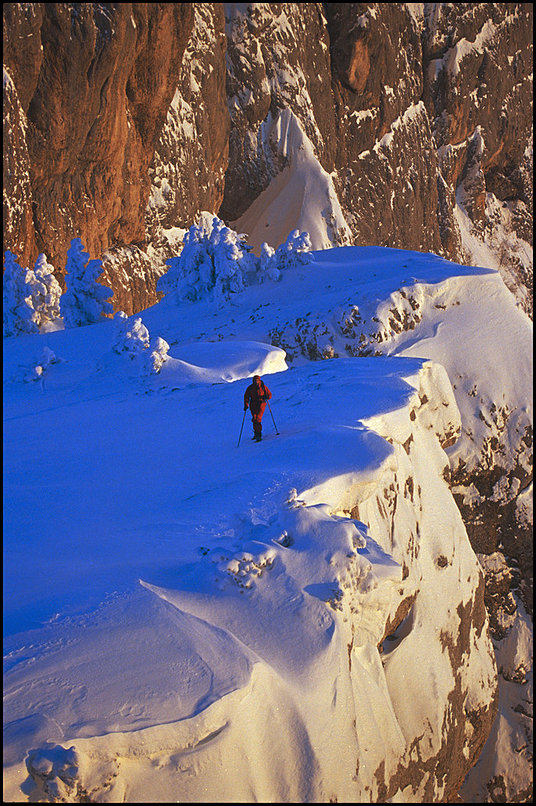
[[3, 2, 195, 311], [3, 3, 533, 315]]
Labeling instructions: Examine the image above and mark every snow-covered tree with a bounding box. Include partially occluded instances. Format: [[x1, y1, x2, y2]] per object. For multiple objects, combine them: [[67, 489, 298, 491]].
[[273, 229, 314, 270], [255, 230, 314, 284], [60, 238, 113, 328], [111, 311, 168, 375], [112, 311, 150, 357], [157, 217, 315, 299], [3, 251, 40, 337], [140, 336, 170, 375], [3, 251, 63, 336], [24, 346, 62, 383], [257, 242, 280, 283], [157, 216, 256, 303], [31, 253, 62, 329]]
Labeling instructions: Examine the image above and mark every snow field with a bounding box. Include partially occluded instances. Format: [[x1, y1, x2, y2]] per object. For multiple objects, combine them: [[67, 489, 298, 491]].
[[3, 244, 531, 801], [3, 354, 494, 802]]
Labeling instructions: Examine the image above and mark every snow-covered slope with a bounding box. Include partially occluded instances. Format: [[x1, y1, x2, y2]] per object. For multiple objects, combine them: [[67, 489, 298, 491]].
[[3, 246, 532, 801], [232, 109, 352, 252]]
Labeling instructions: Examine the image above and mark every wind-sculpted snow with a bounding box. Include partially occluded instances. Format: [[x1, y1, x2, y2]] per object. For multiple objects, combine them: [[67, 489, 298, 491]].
[[3, 246, 530, 801], [4, 352, 497, 801]]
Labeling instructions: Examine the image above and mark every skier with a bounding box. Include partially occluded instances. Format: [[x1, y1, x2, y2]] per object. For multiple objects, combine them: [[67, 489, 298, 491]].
[[244, 375, 272, 442]]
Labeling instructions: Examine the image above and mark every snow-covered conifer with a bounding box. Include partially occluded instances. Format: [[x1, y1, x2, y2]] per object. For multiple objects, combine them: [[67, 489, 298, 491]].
[[140, 336, 170, 375], [111, 311, 168, 375], [157, 216, 255, 303], [255, 230, 314, 284], [257, 242, 280, 283], [112, 312, 150, 357], [274, 229, 314, 271], [3, 251, 40, 337], [31, 253, 62, 329], [60, 238, 113, 328]]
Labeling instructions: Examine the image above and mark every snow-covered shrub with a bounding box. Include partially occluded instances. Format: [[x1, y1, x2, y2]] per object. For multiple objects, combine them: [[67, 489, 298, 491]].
[[112, 311, 169, 375], [322, 344, 336, 359], [257, 243, 280, 283], [113, 309, 128, 326], [157, 216, 256, 303], [3, 251, 40, 337], [31, 253, 62, 329], [112, 311, 150, 356], [338, 305, 362, 338], [8, 346, 62, 384], [140, 336, 170, 375], [39, 346, 60, 369], [60, 238, 113, 328], [27, 365, 44, 382], [255, 230, 314, 284], [274, 229, 314, 270], [24, 346, 62, 383]]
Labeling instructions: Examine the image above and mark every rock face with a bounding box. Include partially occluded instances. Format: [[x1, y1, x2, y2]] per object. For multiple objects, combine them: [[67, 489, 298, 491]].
[[420, 2, 534, 316], [145, 3, 229, 239], [3, 3, 532, 316], [325, 3, 448, 256], [222, 3, 339, 223], [3, 2, 194, 309]]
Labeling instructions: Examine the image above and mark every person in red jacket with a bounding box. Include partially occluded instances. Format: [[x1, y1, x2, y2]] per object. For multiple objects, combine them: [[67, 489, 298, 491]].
[[244, 375, 272, 442]]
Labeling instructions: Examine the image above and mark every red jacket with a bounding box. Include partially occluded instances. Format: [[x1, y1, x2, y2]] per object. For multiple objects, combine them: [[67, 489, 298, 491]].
[[244, 379, 272, 413]]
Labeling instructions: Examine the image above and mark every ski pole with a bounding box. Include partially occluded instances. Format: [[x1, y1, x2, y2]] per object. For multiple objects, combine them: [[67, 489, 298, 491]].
[[237, 409, 246, 447], [267, 400, 279, 435]]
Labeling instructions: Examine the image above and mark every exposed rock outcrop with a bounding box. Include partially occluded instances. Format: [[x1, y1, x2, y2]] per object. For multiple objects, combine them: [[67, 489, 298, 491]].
[[3, 2, 194, 307], [420, 2, 534, 316], [3, 3, 532, 315]]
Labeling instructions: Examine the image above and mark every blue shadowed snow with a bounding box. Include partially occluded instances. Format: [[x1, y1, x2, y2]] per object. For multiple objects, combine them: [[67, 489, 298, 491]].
[[3, 349, 424, 635]]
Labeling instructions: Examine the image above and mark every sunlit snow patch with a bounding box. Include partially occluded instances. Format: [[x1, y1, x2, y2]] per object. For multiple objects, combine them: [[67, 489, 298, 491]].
[[159, 339, 287, 386]]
